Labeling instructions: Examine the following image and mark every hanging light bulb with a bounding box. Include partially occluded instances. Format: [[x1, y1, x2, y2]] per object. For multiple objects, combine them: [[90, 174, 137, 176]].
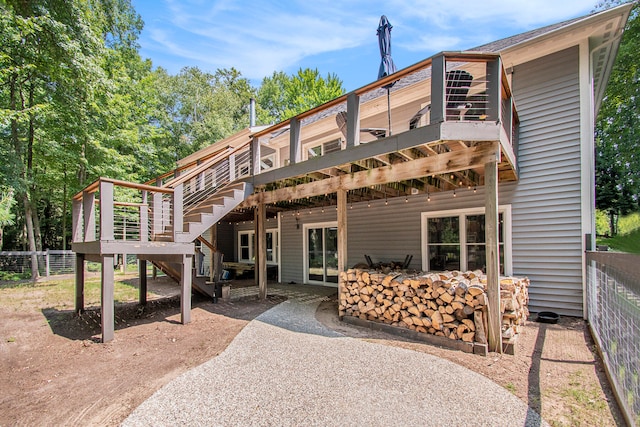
[[473, 187, 477, 193], [405, 196, 408, 203], [453, 189, 457, 197], [367, 201, 371, 208]]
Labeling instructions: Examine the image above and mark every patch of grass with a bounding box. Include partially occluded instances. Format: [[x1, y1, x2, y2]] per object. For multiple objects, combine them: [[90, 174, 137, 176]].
[[0, 271, 32, 281], [557, 371, 610, 426], [597, 228, 640, 254], [0, 274, 142, 311], [505, 382, 517, 394]]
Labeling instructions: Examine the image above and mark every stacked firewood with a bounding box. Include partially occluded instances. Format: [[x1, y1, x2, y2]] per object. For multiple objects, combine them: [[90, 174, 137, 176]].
[[339, 269, 529, 344]]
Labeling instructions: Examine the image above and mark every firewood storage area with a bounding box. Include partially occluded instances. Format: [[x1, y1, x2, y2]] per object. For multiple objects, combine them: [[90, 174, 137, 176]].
[[339, 269, 529, 355]]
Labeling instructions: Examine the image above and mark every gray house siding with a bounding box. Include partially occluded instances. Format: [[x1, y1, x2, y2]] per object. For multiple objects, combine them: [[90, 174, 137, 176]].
[[278, 189, 509, 286], [509, 46, 584, 317]]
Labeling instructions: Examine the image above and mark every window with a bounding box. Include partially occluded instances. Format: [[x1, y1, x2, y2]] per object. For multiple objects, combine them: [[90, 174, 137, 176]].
[[238, 231, 254, 262], [307, 145, 322, 159], [304, 138, 342, 160], [261, 153, 276, 171], [237, 229, 278, 264], [421, 206, 511, 275]]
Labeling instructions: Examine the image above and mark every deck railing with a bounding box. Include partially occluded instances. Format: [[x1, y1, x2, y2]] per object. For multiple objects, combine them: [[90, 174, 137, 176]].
[[72, 178, 178, 244], [248, 51, 517, 174], [144, 51, 518, 189], [586, 251, 640, 426]]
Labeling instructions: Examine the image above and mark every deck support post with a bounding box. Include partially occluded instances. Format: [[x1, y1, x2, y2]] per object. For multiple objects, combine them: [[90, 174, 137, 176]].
[[180, 254, 192, 324], [289, 118, 301, 165], [430, 54, 446, 123], [256, 203, 267, 300], [139, 259, 147, 306], [75, 253, 85, 314], [346, 93, 360, 148], [337, 188, 347, 277], [101, 254, 115, 343], [485, 157, 502, 353]]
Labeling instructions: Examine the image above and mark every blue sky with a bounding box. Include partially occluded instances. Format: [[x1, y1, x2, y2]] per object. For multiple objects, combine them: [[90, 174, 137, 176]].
[[132, 0, 597, 91]]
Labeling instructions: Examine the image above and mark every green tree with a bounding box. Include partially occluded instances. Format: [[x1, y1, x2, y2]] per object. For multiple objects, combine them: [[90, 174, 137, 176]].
[[0, 188, 15, 250], [594, 1, 640, 235], [257, 68, 345, 124], [153, 66, 256, 163], [0, 0, 145, 261]]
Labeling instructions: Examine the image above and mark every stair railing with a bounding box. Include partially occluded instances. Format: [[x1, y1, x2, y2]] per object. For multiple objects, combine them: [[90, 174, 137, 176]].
[[162, 142, 252, 214]]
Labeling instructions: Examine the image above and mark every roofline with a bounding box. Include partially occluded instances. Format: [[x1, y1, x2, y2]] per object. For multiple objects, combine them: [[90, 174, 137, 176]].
[[497, 3, 633, 58]]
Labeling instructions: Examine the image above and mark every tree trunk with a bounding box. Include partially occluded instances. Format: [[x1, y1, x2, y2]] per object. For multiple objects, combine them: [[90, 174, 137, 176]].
[[23, 194, 39, 280], [62, 175, 67, 250], [609, 210, 616, 236], [27, 83, 43, 251]]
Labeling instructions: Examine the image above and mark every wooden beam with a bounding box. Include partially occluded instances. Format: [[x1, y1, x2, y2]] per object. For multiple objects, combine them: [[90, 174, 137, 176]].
[[485, 158, 502, 353], [240, 141, 498, 207], [290, 118, 301, 164], [487, 57, 501, 122], [257, 203, 267, 300], [252, 121, 501, 187], [337, 189, 347, 317], [99, 181, 114, 241], [337, 189, 347, 275], [83, 191, 95, 242], [180, 254, 192, 324], [139, 259, 147, 306], [431, 54, 445, 124], [346, 92, 360, 148], [75, 253, 84, 314], [101, 255, 115, 343]]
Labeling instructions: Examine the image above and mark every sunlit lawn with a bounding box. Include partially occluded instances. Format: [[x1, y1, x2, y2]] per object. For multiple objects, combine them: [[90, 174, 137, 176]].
[[0, 273, 143, 311], [597, 228, 640, 254]]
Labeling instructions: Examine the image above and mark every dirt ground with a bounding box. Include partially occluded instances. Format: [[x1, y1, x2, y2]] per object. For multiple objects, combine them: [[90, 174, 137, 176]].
[[0, 277, 625, 427]]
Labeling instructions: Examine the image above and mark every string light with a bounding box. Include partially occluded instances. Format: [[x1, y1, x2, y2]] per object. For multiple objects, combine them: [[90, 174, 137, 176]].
[[453, 189, 456, 197], [473, 187, 477, 193]]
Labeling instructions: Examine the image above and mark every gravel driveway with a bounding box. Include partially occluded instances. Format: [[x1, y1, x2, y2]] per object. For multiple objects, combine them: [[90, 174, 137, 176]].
[[123, 284, 548, 427]]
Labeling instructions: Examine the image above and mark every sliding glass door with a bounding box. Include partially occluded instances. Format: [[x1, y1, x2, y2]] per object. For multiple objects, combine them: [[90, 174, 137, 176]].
[[305, 223, 338, 285]]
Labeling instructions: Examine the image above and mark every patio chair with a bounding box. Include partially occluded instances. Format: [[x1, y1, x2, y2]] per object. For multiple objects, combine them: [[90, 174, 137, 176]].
[[364, 254, 374, 268], [445, 70, 473, 119], [408, 70, 474, 128], [402, 254, 413, 269]]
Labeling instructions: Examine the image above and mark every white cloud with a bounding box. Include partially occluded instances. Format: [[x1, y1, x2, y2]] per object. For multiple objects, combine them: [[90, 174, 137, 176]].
[[149, 0, 381, 79], [142, 0, 597, 80], [390, 0, 595, 28]]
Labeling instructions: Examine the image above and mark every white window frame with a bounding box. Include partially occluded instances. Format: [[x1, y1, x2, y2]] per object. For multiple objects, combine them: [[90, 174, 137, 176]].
[[305, 144, 322, 160], [303, 138, 342, 161], [237, 229, 279, 264], [420, 205, 512, 275], [260, 152, 277, 171], [302, 221, 338, 287]]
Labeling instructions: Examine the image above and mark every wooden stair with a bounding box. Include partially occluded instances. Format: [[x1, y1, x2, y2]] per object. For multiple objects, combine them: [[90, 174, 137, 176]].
[[150, 181, 252, 297], [176, 182, 252, 242]]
